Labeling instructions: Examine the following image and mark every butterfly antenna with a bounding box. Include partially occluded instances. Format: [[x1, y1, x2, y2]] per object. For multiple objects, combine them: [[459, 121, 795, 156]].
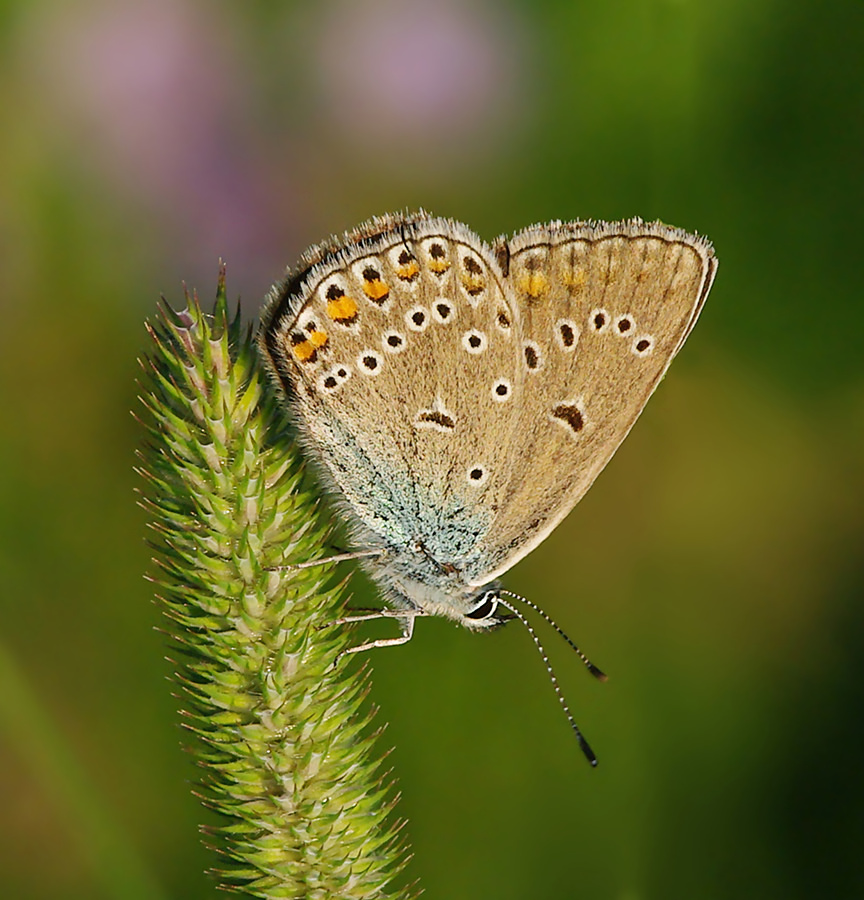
[[495, 594, 598, 767], [500, 590, 607, 682]]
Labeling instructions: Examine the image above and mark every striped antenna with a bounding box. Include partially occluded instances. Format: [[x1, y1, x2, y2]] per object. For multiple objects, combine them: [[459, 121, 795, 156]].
[[500, 590, 607, 682], [494, 593, 599, 767]]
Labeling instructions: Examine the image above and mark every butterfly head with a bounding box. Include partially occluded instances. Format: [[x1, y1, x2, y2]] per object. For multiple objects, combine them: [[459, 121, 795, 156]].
[[460, 588, 515, 631]]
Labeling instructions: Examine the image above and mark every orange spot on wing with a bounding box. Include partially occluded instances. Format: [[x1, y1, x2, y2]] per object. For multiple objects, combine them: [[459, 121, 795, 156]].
[[327, 295, 358, 322], [362, 279, 390, 302], [397, 261, 420, 281], [461, 276, 485, 296], [518, 271, 548, 298], [564, 268, 587, 290], [292, 340, 317, 363], [308, 329, 328, 349], [429, 259, 451, 274]]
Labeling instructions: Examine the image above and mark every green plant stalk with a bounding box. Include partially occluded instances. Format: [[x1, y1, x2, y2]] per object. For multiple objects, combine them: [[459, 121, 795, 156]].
[[137, 270, 410, 899]]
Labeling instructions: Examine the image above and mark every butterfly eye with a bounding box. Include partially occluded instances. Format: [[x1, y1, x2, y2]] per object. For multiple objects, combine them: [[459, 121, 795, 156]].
[[465, 592, 499, 621]]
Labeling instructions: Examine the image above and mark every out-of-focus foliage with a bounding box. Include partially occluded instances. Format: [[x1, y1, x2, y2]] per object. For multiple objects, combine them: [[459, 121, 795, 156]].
[[0, 1, 861, 898]]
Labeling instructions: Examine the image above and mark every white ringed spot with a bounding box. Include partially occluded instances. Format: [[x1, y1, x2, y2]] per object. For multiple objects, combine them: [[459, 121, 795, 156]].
[[555, 318, 579, 351], [382, 330, 406, 353], [614, 314, 635, 336], [492, 378, 512, 402], [495, 309, 513, 333], [406, 306, 429, 332], [432, 298, 455, 324], [589, 308, 610, 334], [462, 329, 488, 354], [631, 335, 655, 357], [357, 349, 384, 375], [523, 340, 543, 371], [466, 465, 489, 487]]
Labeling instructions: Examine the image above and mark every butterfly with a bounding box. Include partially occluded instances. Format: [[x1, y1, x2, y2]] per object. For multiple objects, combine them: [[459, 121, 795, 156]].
[[259, 211, 717, 762]]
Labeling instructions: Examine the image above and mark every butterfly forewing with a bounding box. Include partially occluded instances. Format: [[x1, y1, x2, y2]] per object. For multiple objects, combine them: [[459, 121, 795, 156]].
[[261, 216, 525, 563], [470, 221, 717, 584]]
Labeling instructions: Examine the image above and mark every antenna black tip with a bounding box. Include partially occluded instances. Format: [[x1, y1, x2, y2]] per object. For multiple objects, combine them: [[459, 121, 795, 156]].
[[588, 663, 608, 682], [496, 591, 601, 766], [579, 736, 598, 767]]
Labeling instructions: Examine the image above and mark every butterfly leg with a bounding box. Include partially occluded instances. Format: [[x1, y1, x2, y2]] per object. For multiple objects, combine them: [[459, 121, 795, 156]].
[[268, 548, 384, 571], [336, 609, 427, 657], [333, 608, 423, 625]]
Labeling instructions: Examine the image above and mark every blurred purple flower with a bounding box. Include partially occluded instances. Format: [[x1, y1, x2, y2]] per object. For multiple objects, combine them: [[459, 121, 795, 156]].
[[21, 0, 295, 294], [311, 0, 525, 157]]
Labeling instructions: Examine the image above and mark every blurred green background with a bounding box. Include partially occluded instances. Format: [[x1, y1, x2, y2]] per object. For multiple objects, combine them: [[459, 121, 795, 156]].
[[1, 1, 862, 898]]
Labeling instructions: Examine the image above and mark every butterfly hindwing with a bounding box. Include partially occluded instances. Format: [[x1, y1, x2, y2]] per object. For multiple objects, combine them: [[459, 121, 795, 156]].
[[468, 220, 717, 584]]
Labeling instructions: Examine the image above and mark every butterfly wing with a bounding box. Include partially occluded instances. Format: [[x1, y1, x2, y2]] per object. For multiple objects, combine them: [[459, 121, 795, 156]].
[[259, 214, 526, 568], [466, 219, 717, 585]]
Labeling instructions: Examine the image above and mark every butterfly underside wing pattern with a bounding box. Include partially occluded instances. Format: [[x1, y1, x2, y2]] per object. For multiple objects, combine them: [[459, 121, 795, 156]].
[[259, 212, 716, 625], [479, 223, 715, 583]]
